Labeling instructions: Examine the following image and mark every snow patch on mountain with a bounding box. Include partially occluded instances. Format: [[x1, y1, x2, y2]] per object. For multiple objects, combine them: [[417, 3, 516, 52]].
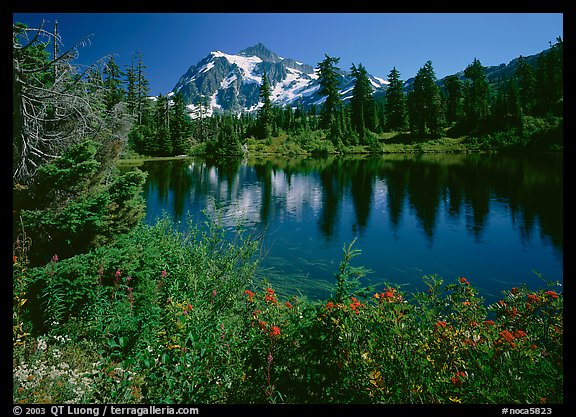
[[172, 43, 389, 118], [212, 51, 262, 84]]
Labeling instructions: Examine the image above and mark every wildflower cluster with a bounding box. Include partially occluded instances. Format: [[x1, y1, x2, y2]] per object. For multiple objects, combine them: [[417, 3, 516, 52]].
[[374, 287, 403, 303]]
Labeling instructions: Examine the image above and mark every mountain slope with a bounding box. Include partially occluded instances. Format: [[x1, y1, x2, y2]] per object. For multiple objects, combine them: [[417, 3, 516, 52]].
[[171, 43, 388, 117], [172, 42, 550, 118]]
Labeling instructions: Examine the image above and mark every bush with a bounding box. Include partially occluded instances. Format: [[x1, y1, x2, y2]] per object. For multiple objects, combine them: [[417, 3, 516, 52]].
[[14, 221, 563, 404]]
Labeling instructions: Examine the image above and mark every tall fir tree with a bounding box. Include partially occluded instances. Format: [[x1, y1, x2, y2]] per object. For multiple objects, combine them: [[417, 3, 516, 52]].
[[102, 56, 125, 111], [317, 54, 343, 142], [384, 67, 407, 132], [407, 61, 444, 137], [135, 51, 150, 125], [514, 55, 536, 114], [257, 69, 273, 139], [463, 58, 490, 130], [170, 93, 193, 155], [124, 53, 137, 119], [350, 63, 376, 143], [443, 74, 463, 123]]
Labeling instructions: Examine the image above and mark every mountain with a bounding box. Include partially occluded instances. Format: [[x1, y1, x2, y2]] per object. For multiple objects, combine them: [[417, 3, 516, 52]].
[[171, 43, 389, 117], [172, 42, 550, 118]]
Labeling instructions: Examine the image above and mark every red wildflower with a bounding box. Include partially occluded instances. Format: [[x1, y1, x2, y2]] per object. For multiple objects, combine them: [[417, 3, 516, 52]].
[[530, 344, 538, 350], [545, 290, 558, 299], [258, 320, 268, 331], [514, 330, 527, 338], [187, 303, 193, 311], [326, 301, 335, 312], [244, 289, 255, 302], [511, 287, 519, 294], [500, 330, 515, 342], [483, 320, 495, 326], [269, 326, 281, 338], [527, 294, 541, 304], [435, 321, 447, 329], [264, 293, 277, 303], [450, 371, 467, 385], [349, 297, 363, 314], [285, 301, 293, 309], [462, 301, 471, 306], [459, 277, 470, 285]]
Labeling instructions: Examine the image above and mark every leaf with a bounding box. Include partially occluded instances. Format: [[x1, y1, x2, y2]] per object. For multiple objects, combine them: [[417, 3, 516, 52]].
[[119, 336, 129, 348]]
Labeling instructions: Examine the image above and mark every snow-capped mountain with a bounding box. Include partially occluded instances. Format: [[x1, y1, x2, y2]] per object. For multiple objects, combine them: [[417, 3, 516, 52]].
[[171, 43, 389, 118]]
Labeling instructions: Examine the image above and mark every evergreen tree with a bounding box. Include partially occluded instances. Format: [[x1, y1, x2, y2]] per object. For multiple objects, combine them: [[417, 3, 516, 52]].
[[514, 55, 536, 114], [170, 93, 193, 155], [407, 61, 444, 137], [153, 94, 172, 156], [135, 51, 150, 125], [257, 69, 273, 139], [384, 67, 407, 132], [124, 53, 137, 119], [492, 78, 523, 132], [535, 37, 563, 115], [295, 104, 309, 131], [443, 74, 463, 123], [463, 58, 490, 130], [317, 54, 343, 142], [102, 56, 125, 111], [350, 63, 376, 142]]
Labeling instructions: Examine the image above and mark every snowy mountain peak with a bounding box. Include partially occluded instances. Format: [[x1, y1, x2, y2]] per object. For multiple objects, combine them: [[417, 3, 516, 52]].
[[172, 44, 388, 118], [238, 43, 282, 63]]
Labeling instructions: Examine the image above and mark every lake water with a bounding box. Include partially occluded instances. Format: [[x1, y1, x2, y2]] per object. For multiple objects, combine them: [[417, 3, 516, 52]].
[[133, 153, 563, 304]]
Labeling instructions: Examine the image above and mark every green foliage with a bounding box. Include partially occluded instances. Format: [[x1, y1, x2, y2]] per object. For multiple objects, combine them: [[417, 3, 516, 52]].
[[14, 217, 563, 404], [15, 140, 146, 263], [317, 54, 343, 136], [350, 63, 377, 140], [463, 58, 490, 131], [384, 67, 408, 132], [408, 61, 445, 138]]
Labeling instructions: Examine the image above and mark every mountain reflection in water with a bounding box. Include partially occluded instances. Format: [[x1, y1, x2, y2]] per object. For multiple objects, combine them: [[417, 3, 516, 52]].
[[133, 153, 562, 303]]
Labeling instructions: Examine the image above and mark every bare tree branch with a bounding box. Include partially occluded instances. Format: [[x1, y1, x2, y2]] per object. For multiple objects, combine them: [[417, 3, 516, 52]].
[[13, 21, 104, 182]]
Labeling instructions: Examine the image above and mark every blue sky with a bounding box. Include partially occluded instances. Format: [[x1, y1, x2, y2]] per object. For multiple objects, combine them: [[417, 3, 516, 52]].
[[12, 13, 563, 96]]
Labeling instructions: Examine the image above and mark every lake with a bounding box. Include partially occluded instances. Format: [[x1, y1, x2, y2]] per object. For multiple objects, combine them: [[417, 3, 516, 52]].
[[132, 153, 563, 304]]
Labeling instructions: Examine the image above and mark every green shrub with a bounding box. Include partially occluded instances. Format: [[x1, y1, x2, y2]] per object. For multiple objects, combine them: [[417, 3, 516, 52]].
[[14, 218, 563, 404]]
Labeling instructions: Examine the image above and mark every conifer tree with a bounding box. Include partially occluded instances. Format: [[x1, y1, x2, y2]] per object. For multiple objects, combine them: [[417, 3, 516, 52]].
[[124, 53, 137, 118], [407, 61, 444, 137], [350, 63, 376, 142], [170, 93, 193, 155], [514, 55, 536, 114], [463, 58, 490, 130], [443, 74, 463, 123], [135, 51, 150, 125], [102, 56, 125, 111], [384, 67, 407, 132], [317, 54, 343, 142], [257, 69, 273, 139]]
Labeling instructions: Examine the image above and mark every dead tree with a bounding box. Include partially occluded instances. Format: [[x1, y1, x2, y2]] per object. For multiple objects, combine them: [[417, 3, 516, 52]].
[[12, 20, 104, 182]]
